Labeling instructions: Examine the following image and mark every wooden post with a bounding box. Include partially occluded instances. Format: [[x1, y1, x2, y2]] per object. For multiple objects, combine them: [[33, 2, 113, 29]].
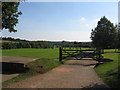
[[97, 48, 101, 63], [59, 47, 62, 62]]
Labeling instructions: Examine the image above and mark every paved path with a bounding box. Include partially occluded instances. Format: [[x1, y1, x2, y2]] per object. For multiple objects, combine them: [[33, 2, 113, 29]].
[[3, 58, 108, 88]]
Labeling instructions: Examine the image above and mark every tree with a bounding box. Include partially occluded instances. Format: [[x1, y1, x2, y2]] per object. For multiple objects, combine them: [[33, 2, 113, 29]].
[[1, 2, 23, 32], [90, 16, 117, 62], [90, 16, 117, 49]]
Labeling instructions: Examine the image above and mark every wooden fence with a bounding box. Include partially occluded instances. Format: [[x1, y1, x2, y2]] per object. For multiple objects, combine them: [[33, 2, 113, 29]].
[[59, 47, 101, 62]]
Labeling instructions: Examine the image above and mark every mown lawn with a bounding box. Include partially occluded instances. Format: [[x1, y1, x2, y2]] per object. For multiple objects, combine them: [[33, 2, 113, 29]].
[[2, 48, 59, 59], [2, 48, 93, 59], [104, 49, 119, 53], [95, 49, 119, 88]]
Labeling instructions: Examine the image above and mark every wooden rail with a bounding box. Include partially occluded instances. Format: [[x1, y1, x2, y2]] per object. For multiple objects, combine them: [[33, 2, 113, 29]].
[[62, 50, 96, 51], [59, 47, 102, 62]]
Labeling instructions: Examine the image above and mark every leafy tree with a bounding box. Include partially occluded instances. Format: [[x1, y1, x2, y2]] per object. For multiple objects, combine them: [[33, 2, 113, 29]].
[[90, 16, 117, 49], [90, 16, 117, 62], [1, 2, 23, 32]]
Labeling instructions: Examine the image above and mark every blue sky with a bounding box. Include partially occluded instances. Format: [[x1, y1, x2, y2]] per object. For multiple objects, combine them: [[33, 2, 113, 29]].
[[2, 2, 118, 42]]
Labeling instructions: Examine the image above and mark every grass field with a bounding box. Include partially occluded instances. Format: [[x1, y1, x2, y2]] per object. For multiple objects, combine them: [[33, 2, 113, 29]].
[[2, 48, 59, 59], [95, 49, 119, 88], [104, 49, 119, 53], [2, 48, 93, 59]]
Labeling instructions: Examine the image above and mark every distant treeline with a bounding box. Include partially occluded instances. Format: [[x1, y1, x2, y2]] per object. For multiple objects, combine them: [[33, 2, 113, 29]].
[[54, 41, 92, 48], [2, 41, 55, 49], [1, 37, 118, 49], [1, 37, 117, 49], [1, 37, 55, 49], [1, 37, 27, 42], [1, 37, 94, 49]]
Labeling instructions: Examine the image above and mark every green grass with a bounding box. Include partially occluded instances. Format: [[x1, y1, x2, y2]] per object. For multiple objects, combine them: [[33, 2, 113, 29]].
[[2, 48, 93, 59], [95, 49, 119, 88], [104, 49, 119, 53], [2, 48, 59, 59]]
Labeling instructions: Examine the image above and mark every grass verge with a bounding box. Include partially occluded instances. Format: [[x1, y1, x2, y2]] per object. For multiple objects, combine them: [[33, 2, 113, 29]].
[[94, 51, 119, 88]]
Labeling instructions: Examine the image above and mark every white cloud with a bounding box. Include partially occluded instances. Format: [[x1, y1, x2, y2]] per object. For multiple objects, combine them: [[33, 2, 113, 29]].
[[79, 17, 87, 22]]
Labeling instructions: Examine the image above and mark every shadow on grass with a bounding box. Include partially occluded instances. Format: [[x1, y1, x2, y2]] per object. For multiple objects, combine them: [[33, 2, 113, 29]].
[[100, 58, 113, 62], [104, 68, 120, 88], [81, 83, 110, 90], [95, 58, 113, 67], [94, 59, 120, 88]]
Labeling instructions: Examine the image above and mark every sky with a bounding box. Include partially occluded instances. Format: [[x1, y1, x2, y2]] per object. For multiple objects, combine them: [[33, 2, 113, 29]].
[[2, 1, 118, 42], [118, 1, 120, 23]]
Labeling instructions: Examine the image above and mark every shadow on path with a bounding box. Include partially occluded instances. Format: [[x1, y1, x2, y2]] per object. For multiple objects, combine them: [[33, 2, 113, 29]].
[[1, 62, 28, 74]]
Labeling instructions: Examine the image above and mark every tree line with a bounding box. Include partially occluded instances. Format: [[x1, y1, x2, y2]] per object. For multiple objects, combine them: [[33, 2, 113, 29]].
[[2, 37, 55, 49], [55, 41, 92, 48], [2, 37, 93, 49]]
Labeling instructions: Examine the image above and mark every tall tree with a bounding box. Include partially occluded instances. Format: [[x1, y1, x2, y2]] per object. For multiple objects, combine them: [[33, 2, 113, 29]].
[[1, 2, 23, 32], [90, 16, 117, 49]]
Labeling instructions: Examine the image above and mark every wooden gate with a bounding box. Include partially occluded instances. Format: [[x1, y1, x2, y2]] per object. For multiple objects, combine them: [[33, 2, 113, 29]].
[[59, 46, 101, 62]]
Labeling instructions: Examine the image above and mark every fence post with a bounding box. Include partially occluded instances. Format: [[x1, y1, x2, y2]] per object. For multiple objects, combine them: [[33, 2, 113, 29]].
[[59, 47, 62, 62], [96, 48, 101, 63]]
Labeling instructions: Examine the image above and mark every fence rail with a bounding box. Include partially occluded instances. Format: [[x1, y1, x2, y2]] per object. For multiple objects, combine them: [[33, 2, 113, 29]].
[[59, 47, 101, 62]]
